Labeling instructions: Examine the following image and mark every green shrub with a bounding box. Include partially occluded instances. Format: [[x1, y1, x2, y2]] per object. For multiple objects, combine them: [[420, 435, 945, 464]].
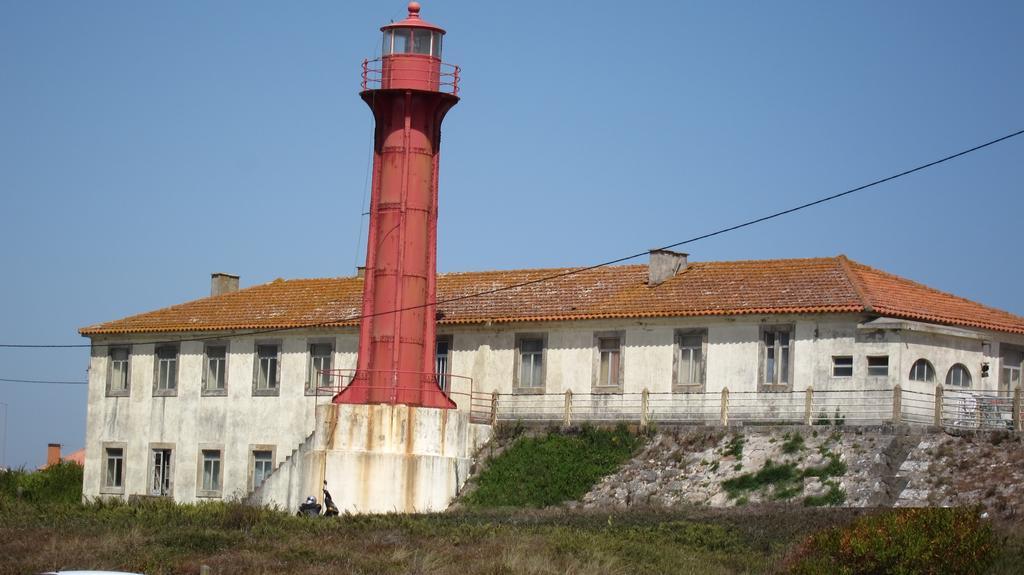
[[465, 424, 643, 508], [803, 452, 847, 480], [0, 462, 83, 505], [781, 432, 805, 455], [722, 460, 801, 500], [803, 481, 845, 507], [786, 507, 994, 574], [723, 448, 848, 503], [723, 434, 745, 458], [833, 407, 846, 426], [815, 409, 830, 426]]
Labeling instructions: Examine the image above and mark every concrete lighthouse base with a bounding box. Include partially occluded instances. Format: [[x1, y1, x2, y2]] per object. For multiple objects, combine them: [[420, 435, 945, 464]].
[[249, 403, 492, 514]]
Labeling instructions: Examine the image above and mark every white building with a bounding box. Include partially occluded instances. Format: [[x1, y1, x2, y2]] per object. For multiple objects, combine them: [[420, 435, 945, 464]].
[[79, 252, 1024, 506]]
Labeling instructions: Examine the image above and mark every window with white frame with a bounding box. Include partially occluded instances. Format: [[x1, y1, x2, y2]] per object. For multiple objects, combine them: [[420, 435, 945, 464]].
[[255, 344, 280, 393], [150, 447, 173, 497], [515, 335, 545, 390], [103, 446, 124, 491], [200, 449, 222, 495], [867, 356, 889, 377], [909, 359, 936, 382], [596, 335, 622, 390], [1003, 363, 1021, 392], [761, 326, 792, 389], [307, 343, 333, 392], [946, 363, 972, 388], [252, 450, 273, 490], [107, 347, 130, 395], [203, 344, 227, 393], [1001, 347, 1022, 395], [675, 331, 706, 390], [154, 345, 179, 393], [435, 336, 452, 391], [832, 356, 853, 378]]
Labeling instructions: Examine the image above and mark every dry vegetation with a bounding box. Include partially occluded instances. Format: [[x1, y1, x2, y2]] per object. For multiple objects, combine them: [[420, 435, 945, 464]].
[[0, 496, 862, 575], [5, 432, 1024, 574]]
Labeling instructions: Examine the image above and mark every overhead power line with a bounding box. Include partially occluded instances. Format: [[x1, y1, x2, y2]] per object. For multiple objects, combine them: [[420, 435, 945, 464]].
[[1, 127, 1021, 352], [0, 377, 88, 385]]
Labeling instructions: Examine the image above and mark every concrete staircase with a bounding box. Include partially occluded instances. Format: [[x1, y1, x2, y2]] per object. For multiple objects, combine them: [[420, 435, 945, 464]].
[[893, 434, 941, 507], [245, 430, 317, 511], [867, 429, 924, 506]]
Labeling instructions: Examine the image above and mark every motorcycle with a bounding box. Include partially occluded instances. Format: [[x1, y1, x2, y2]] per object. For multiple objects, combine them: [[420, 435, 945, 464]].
[[297, 481, 339, 517]]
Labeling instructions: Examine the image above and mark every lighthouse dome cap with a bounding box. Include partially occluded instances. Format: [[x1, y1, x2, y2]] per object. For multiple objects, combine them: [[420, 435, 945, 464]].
[[381, 2, 446, 34]]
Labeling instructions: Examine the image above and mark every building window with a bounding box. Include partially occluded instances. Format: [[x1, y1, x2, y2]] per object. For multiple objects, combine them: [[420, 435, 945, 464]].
[[832, 356, 853, 378], [103, 446, 124, 491], [514, 335, 546, 391], [597, 335, 622, 389], [199, 449, 222, 496], [435, 335, 452, 391], [154, 345, 179, 395], [203, 344, 228, 394], [909, 359, 936, 382], [107, 347, 131, 396], [867, 356, 889, 377], [761, 326, 793, 390], [254, 344, 281, 394], [1000, 347, 1022, 395], [252, 449, 274, 491], [946, 363, 972, 388], [674, 330, 707, 391], [150, 447, 173, 497], [307, 343, 333, 393], [1003, 363, 1021, 394]]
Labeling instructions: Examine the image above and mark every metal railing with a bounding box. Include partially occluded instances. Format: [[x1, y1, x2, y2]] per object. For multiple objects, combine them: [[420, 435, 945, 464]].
[[941, 389, 1015, 430], [488, 385, 1024, 431], [361, 58, 461, 95], [315, 368, 494, 424], [307, 375, 1024, 431]]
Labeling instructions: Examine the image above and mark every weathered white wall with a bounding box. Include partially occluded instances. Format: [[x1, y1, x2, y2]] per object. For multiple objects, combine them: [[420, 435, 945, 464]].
[[82, 329, 358, 504]]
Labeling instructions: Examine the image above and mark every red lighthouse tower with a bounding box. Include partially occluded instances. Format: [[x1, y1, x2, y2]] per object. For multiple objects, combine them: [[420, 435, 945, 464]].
[[336, 2, 458, 409]]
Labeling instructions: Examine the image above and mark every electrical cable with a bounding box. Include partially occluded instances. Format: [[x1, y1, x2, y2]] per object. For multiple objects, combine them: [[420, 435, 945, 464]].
[[0, 127, 1021, 352], [0, 378, 87, 385]]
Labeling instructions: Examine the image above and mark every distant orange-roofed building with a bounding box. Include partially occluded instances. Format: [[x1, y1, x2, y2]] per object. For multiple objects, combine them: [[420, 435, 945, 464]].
[[40, 443, 85, 470]]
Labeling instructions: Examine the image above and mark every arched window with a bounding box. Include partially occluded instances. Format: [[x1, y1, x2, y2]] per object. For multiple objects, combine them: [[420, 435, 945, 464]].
[[909, 359, 935, 382], [946, 363, 972, 387]]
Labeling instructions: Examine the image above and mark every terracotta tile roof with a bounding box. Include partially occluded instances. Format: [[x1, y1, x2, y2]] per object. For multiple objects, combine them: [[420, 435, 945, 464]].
[[844, 259, 1024, 335], [79, 256, 1024, 336]]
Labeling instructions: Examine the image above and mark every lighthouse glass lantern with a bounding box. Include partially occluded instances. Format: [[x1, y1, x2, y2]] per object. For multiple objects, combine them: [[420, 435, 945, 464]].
[[378, 2, 446, 91]]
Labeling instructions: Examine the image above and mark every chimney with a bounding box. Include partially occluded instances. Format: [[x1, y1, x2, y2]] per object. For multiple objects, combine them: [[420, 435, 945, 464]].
[[46, 443, 61, 467], [211, 273, 240, 297], [648, 249, 688, 286], [356, 266, 366, 279]]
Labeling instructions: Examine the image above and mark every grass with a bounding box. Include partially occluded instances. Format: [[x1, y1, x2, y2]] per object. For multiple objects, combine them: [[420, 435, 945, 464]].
[[2, 496, 1019, 575], [465, 424, 643, 508], [0, 492, 862, 575], [723, 434, 745, 459], [722, 449, 849, 504], [722, 460, 800, 500], [781, 432, 805, 455], [1, 463, 1021, 574], [803, 481, 846, 507]]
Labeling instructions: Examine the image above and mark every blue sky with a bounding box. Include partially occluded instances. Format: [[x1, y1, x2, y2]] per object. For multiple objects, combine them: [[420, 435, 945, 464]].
[[1, 1, 1022, 468]]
